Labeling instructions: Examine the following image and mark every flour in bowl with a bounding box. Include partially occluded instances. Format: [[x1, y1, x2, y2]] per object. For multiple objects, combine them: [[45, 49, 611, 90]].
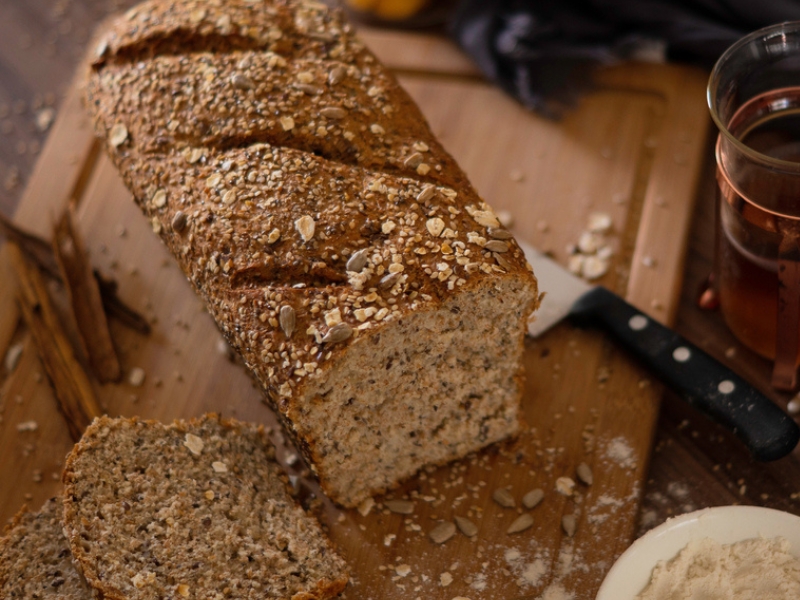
[[636, 536, 800, 599]]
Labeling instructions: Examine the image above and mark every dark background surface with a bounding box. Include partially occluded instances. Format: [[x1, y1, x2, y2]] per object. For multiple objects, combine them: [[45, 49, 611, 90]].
[[3, 0, 800, 536]]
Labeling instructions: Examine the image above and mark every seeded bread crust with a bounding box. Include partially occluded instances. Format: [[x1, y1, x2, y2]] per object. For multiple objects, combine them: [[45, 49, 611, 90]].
[[0, 499, 90, 600], [62, 414, 348, 600], [86, 0, 540, 506]]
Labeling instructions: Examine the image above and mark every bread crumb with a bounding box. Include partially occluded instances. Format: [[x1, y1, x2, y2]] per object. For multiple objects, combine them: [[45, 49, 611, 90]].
[[16, 420, 38, 432], [555, 477, 575, 497], [357, 497, 375, 516], [440, 572, 453, 587]]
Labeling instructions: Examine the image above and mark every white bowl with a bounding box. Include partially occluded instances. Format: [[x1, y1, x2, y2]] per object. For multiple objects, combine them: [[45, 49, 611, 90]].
[[596, 506, 800, 599]]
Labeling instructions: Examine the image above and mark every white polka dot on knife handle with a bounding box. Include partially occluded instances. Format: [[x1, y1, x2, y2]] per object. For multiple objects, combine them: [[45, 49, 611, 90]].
[[629, 315, 648, 331], [718, 380, 735, 394], [673, 347, 691, 362]]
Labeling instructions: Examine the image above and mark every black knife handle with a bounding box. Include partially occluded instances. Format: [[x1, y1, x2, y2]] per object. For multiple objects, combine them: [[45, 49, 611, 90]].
[[569, 286, 800, 461]]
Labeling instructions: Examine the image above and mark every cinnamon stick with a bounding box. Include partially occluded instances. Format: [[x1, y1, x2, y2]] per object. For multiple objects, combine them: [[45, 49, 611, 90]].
[[8, 242, 103, 441], [0, 210, 150, 335], [0, 211, 60, 279], [53, 207, 121, 383]]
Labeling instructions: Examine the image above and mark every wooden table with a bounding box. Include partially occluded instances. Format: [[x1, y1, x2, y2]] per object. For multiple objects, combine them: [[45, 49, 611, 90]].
[[4, 0, 800, 594]]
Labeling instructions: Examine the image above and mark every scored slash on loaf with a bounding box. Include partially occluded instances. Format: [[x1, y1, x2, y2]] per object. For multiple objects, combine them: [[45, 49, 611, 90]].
[[86, 0, 539, 506]]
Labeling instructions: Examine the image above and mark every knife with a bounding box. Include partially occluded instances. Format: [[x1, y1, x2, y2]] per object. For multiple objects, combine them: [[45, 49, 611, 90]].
[[519, 240, 800, 461]]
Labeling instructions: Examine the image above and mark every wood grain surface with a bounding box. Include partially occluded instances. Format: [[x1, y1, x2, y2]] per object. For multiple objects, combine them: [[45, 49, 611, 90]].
[[0, 24, 720, 599]]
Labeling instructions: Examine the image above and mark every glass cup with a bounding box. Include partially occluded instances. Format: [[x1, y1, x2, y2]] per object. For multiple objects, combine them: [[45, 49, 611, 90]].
[[709, 22, 800, 390]]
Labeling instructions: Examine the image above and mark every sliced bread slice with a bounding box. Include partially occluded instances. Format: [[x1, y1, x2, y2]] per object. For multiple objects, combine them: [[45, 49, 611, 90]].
[[62, 414, 348, 600], [0, 498, 90, 599]]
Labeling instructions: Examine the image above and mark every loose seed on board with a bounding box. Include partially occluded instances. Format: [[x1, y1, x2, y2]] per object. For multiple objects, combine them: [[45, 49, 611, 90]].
[[346, 248, 369, 273], [321, 323, 353, 344], [429, 521, 457, 544], [171, 211, 187, 233], [279, 305, 296, 338], [507, 513, 534, 534], [492, 488, 515, 508], [522, 488, 544, 510], [384, 499, 414, 515], [576, 463, 594, 486], [562, 514, 577, 537], [454, 516, 478, 537]]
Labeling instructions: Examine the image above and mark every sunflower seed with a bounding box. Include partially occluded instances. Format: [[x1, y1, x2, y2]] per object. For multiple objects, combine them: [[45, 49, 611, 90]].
[[379, 273, 400, 290], [231, 73, 255, 90], [321, 323, 352, 344], [522, 488, 544, 509], [171, 211, 187, 233], [487, 227, 513, 240], [484, 240, 509, 253], [295, 83, 322, 95], [494, 252, 513, 270], [385, 499, 414, 514], [416, 185, 436, 203], [429, 521, 456, 544], [279, 305, 296, 338], [492, 487, 515, 508], [328, 66, 346, 85], [404, 152, 424, 168], [320, 106, 346, 120], [507, 513, 534, 534], [454, 516, 478, 537], [576, 462, 593, 486], [109, 123, 128, 147], [346, 248, 369, 272], [562, 514, 577, 537]]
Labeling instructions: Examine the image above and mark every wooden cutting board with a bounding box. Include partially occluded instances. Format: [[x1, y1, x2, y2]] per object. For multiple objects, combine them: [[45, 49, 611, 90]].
[[0, 28, 709, 600]]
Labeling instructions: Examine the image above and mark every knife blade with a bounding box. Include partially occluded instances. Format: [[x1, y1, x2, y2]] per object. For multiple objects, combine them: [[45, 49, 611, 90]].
[[518, 240, 800, 461]]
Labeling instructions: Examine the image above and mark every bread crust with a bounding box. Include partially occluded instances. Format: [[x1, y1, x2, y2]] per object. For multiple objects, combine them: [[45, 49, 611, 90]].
[[86, 0, 539, 506]]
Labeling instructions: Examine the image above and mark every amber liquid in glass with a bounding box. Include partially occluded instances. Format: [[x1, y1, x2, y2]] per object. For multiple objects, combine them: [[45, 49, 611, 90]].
[[717, 87, 800, 360]]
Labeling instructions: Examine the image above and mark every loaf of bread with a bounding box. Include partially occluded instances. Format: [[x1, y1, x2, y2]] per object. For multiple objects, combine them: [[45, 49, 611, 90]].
[[86, 0, 539, 507], [62, 414, 348, 600], [0, 499, 89, 600]]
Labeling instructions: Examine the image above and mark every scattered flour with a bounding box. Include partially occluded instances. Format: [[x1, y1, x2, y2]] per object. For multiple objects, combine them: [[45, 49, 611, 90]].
[[603, 436, 637, 470], [636, 537, 800, 600]]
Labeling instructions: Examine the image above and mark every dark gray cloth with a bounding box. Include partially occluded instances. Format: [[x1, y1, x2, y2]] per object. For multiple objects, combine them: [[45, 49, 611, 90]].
[[448, 0, 800, 118]]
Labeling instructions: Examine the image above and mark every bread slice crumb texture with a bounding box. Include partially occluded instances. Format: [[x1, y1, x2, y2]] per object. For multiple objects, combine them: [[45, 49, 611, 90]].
[[62, 415, 348, 600], [0, 498, 90, 599]]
